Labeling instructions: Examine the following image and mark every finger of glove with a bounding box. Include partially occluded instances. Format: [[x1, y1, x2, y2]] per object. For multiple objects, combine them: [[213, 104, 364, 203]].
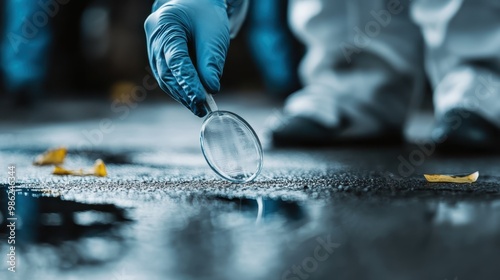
[[164, 29, 208, 117], [154, 54, 190, 109], [194, 11, 230, 94], [146, 15, 198, 114]]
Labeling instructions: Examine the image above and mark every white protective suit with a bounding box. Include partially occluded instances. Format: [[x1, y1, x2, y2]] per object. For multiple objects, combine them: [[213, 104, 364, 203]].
[[282, 0, 500, 138]]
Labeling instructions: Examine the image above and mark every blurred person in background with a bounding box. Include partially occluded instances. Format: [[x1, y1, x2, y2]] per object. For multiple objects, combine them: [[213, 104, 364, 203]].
[[1, 0, 51, 107], [245, 0, 302, 99]]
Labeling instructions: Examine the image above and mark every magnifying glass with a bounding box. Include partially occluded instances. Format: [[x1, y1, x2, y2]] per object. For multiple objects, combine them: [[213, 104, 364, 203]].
[[200, 93, 263, 183]]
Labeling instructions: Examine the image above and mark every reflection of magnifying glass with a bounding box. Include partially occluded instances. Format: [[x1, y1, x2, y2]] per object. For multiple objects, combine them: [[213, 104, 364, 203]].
[[200, 93, 263, 183]]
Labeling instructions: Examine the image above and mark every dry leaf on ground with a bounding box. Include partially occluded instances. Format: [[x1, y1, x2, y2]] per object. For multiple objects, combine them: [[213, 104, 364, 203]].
[[33, 147, 67, 166], [424, 171, 479, 183], [53, 159, 107, 177]]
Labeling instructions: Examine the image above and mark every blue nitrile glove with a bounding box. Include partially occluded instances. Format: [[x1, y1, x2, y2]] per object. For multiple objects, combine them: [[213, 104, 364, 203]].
[[145, 0, 231, 117]]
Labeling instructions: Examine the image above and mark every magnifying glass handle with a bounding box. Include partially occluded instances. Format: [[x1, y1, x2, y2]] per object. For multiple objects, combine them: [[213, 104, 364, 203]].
[[204, 92, 218, 113]]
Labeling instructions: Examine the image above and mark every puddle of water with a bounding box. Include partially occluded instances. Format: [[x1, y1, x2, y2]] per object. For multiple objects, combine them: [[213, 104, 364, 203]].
[[1, 187, 500, 280]]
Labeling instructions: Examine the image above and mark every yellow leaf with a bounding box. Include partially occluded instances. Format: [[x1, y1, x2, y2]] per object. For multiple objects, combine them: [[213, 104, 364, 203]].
[[53, 165, 73, 175], [110, 81, 137, 105], [52, 159, 107, 177], [33, 147, 67, 166], [424, 171, 479, 183], [93, 159, 107, 177]]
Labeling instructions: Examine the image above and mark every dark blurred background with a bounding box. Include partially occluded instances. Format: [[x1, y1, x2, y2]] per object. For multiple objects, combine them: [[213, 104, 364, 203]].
[[0, 0, 304, 109]]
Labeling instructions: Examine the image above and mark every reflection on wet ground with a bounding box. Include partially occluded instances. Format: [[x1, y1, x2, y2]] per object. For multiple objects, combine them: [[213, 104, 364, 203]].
[[2, 187, 500, 280]]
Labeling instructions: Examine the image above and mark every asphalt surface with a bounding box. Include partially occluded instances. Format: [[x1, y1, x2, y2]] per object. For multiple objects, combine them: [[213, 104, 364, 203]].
[[1, 96, 500, 280]]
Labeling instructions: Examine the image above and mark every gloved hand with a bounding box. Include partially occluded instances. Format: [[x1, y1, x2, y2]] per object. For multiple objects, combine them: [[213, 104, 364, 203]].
[[145, 0, 230, 117]]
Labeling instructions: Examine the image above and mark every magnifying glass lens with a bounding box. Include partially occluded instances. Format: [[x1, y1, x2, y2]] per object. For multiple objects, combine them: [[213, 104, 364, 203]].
[[200, 111, 263, 183]]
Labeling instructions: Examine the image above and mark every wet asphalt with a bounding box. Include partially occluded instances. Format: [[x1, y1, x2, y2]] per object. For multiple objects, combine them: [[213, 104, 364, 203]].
[[1, 96, 500, 280]]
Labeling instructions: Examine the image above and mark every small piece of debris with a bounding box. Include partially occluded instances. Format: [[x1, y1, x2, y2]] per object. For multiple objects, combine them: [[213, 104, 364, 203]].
[[33, 147, 67, 166], [424, 171, 479, 183], [53, 159, 107, 177]]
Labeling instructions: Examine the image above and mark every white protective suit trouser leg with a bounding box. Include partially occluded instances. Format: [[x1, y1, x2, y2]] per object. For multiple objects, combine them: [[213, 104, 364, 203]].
[[411, 0, 500, 127], [286, 0, 424, 137]]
